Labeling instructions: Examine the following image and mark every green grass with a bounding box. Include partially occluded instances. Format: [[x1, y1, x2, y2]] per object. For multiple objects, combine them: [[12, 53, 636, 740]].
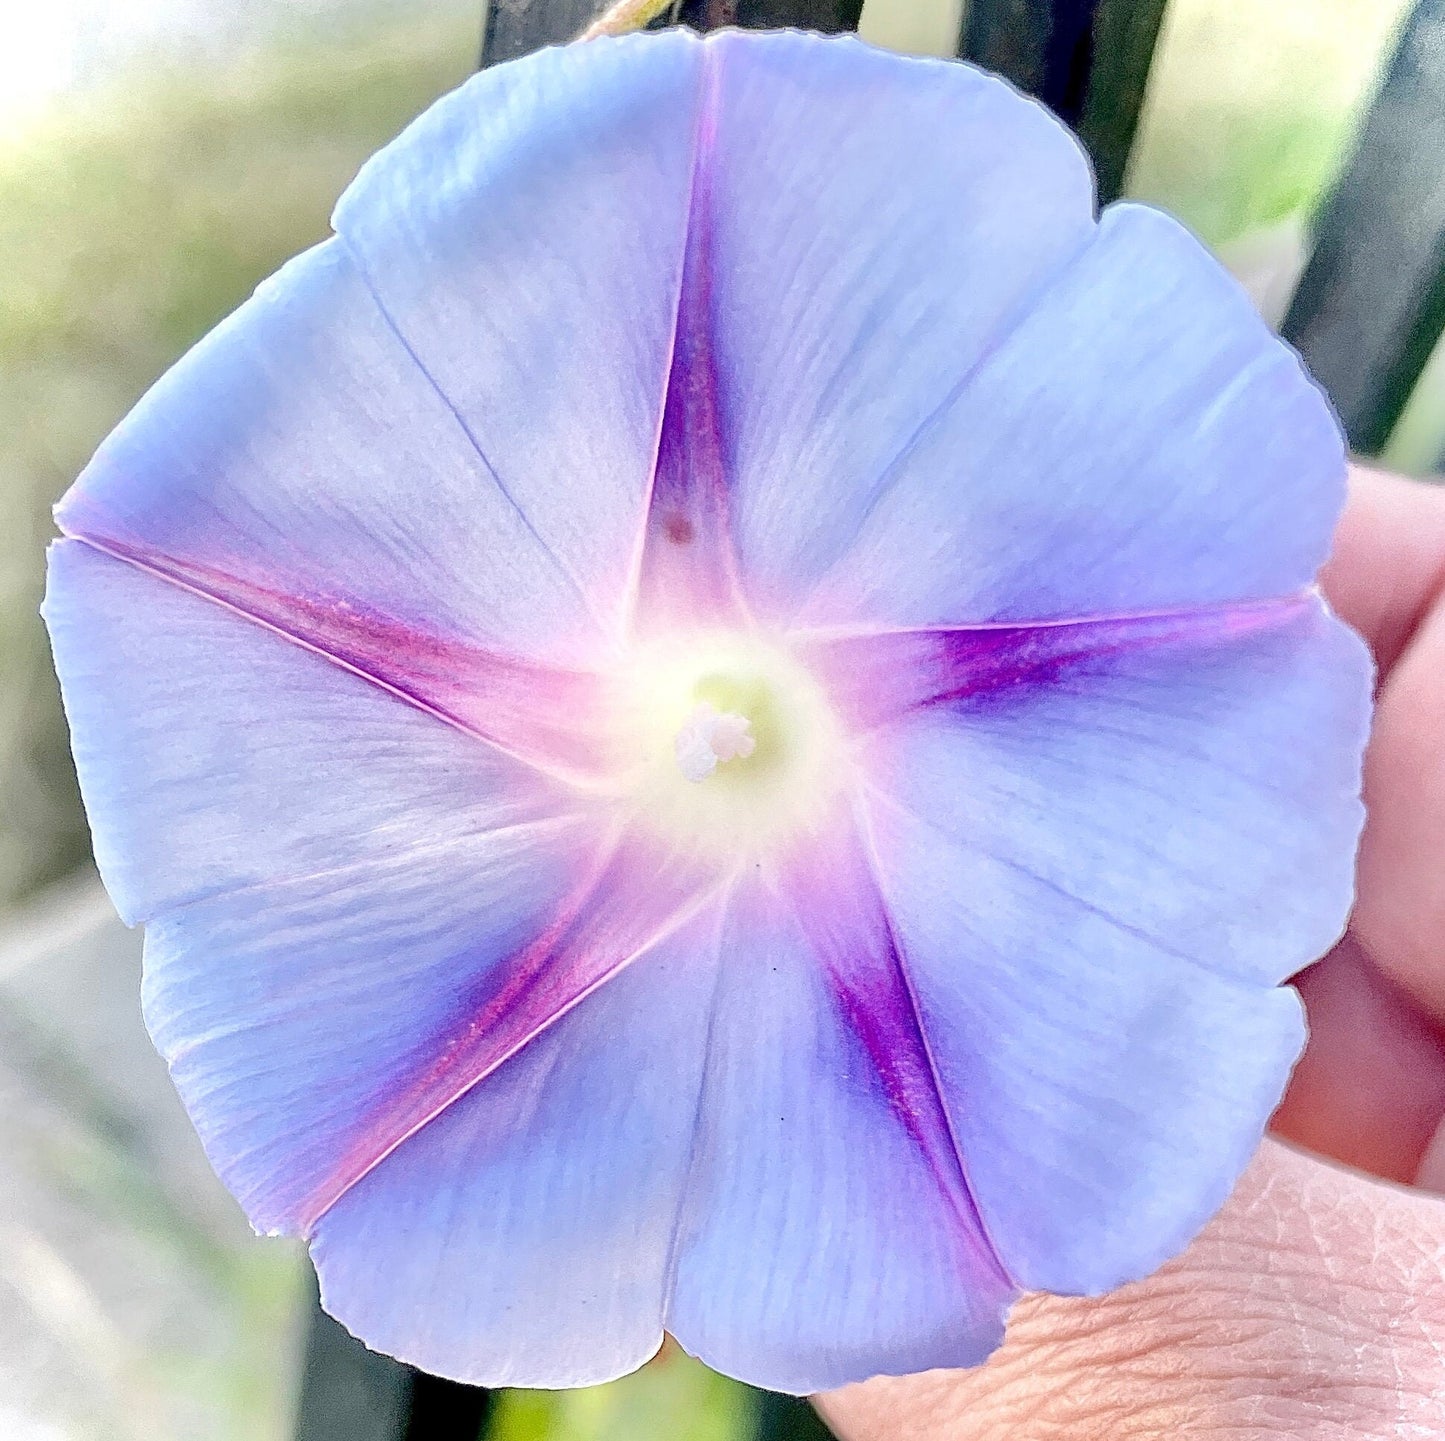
[[493, 1348, 755, 1441], [1125, 0, 1413, 244], [0, 6, 481, 906]]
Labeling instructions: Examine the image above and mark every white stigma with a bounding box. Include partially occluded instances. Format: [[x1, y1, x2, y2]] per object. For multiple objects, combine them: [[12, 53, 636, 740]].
[[674, 701, 756, 783]]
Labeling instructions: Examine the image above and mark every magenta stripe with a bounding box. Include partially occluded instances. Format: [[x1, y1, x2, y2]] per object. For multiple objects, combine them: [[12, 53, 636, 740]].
[[292, 829, 720, 1231], [800, 595, 1313, 732], [631, 50, 748, 632], [784, 822, 1012, 1286], [63, 532, 615, 783]]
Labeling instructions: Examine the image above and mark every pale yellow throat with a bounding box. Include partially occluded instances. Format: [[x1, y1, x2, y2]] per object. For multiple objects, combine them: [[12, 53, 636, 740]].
[[605, 630, 851, 866]]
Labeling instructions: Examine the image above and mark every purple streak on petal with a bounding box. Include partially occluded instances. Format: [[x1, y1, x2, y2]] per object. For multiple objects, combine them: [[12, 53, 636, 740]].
[[53, 238, 608, 665], [144, 814, 594, 1235], [332, 34, 707, 640], [782, 822, 1009, 1286], [687, 32, 1099, 618], [293, 827, 718, 1233], [310, 918, 722, 1388], [840, 594, 1368, 1295], [44, 539, 581, 940], [799, 594, 1313, 733], [60, 533, 614, 783], [631, 48, 748, 632], [867, 764, 1310, 1295], [665, 868, 1015, 1391]]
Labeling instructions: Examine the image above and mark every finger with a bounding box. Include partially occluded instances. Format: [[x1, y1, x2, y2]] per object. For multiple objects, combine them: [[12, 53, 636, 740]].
[[817, 1140, 1445, 1441], [1312, 467, 1445, 1023], [1320, 465, 1445, 676], [1350, 585, 1445, 1016], [1283, 469, 1445, 1182], [1271, 933, 1445, 1186]]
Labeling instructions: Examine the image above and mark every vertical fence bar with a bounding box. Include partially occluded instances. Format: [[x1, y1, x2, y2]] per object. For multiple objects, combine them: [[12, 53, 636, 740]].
[[1281, 0, 1445, 456], [482, 0, 607, 67], [961, 0, 1053, 94], [959, 0, 1167, 203], [1075, 0, 1168, 202], [293, 1291, 412, 1441], [751, 1387, 840, 1441], [294, 1269, 494, 1441]]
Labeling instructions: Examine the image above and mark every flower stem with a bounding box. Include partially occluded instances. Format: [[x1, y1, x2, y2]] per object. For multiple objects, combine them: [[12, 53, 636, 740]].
[[577, 0, 678, 40]]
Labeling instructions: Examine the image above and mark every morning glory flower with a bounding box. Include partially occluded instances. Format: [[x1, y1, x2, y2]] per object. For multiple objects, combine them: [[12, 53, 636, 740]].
[[43, 28, 1370, 1394]]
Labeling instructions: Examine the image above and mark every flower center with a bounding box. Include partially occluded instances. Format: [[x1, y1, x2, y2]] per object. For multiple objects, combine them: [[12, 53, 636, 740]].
[[674, 702, 756, 782], [611, 631, 848, 864]]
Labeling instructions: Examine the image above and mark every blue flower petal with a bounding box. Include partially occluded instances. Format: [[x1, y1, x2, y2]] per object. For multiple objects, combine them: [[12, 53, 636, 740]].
[[333, 31, 705, 635], [310, 923, 717, 1389], [143, 831, 587, 1237], [43, 542, 572, 927], [857, 599, 1370, 1292], [56, 240, 602, 662], [46, 542, 725, 1304], [800, 202, 1346, 628], [686, 32, 1097, 618], [667, 864, 1015, 1394], [44, 545, 589, 1222]]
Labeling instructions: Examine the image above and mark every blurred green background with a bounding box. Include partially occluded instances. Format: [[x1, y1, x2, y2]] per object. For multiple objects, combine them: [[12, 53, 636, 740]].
[[0, 0, 1431, 1436]]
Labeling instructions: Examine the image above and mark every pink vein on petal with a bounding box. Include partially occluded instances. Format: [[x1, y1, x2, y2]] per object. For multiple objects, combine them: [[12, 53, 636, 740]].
[[292, 826, 722, 1233], [630, 46, 749, 634], [799, 594, 1314, 733], [60, 531, 615, 784], [783, 823, 1013, 1289]]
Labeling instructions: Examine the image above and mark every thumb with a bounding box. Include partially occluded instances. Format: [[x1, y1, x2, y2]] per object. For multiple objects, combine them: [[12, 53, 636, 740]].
[[816, 1140, 1445, 1440]]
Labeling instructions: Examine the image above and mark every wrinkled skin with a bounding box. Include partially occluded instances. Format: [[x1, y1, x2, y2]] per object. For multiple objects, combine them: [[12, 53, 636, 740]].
[[820, 467, 1445, 1440]]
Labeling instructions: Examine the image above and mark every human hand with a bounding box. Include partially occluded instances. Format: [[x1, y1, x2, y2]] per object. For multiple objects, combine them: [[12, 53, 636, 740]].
[[817, 466, 1445, 1440]]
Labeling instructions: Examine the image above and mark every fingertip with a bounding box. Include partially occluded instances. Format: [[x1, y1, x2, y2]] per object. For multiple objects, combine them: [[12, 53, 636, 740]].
[[1272, 935, 1445, 1185], [1323, 466, 1445, 675], [1353, 591, 1445, 1018]]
